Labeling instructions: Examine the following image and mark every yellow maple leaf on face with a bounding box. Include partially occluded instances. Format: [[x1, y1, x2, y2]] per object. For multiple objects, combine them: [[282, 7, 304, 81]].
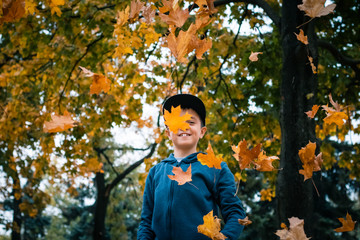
[[305, 104, 320, 118], [43, 110, 77, 133], [298, 0, 336, 18], [298, 141, 323, 181], [254, 151, 279, 172], [163, 105, 192, 134], [167, 164, 192, 185], [79, 66, 111, 95], [197, 210, 227, 240], [334, 213, 357, 232], [232, 139, 262, 170], [197, 142, 222, 169]]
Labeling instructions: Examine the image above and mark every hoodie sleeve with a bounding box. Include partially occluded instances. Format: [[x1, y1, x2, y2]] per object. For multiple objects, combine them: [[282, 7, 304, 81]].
[[215, 162, 246, 240], [137, 167, 156, 240]]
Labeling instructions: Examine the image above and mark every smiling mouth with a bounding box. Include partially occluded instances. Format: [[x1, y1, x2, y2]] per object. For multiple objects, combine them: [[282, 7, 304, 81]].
[[179, 133, 191, 137]]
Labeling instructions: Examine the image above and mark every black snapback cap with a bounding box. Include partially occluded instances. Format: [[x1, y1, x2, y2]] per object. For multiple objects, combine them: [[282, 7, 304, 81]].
[[162, 94, 206, 126]]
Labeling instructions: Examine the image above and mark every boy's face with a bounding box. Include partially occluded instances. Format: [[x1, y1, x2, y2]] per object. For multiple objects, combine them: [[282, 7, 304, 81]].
[[165, 108, 207, 152]]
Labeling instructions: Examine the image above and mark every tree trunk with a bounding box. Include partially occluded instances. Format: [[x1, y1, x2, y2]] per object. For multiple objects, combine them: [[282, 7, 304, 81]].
[[276, 0, 318, 236], [93, 172, 109, 240]]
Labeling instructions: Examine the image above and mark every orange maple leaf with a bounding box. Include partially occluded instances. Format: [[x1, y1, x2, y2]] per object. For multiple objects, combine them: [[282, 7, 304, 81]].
[[298, 141, 323, 181], [305, 104, 320, 118], [275, 217, 311, 240], [322, 94, 348, 127], [159, 8, 189, 28], [298, 0, 336, 18], [249, 51, 263, 62], [308, 56, 317, 74], [238, 216, 252, 226], [158, 0, 176, 13], [295, 29, 308, 45], [79, 66, 111, 95], [254, 151, 279, 172], [43, 110, 77, 133], [129, 0, 145, 20], [166, 25, 197, 63], [163, 105, 192, 134], [197, 210, 227, 240], [167, 164, 192, 185], [334, 213, 357, 232], [197, 142, 222, 169], [232, 139, 262, 170], [1, 0, 25, 23]]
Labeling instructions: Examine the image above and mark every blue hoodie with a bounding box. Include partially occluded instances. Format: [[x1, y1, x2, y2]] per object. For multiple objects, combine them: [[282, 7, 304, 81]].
[[138, 152, 246, 240]]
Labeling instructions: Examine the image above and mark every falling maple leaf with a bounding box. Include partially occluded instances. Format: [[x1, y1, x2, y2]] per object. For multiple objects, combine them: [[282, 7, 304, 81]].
[[322, 94, 348, 127], [43, 110, 77, 133], [129, 0, 144, 20], [79, 66, 111, 95], [308, 56, 317, 74], [238, 216, 252, 226], [159, 8, 189, 28], [305, 104, 320, 118], [334, 213, 356, 232], [298, 141, 323, 181], [163, 105, 192, 134], [249, 51, 263, 62], [167, 164, 192, 185], [197, 142, 222, 169], [254, 151, 279, 172], [298, 0, 336, 18], [295, 29, 308, 45], [275, 217, 311, 240], [232, 139, 262, 170], [197, 210, 227, 240], [1, 0, 25, 23]]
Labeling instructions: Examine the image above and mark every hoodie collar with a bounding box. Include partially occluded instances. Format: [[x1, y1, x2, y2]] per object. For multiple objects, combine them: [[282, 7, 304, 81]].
[[163, 152, 200, 163]]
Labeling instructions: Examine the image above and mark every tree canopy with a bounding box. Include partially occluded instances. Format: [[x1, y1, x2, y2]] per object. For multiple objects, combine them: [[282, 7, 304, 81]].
[[1, 0, 360, 239]]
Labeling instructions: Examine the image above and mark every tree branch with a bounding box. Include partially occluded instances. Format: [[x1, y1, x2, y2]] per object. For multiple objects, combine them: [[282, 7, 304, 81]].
[[318, 40, 360, 80], [105, 143, 157, 197]]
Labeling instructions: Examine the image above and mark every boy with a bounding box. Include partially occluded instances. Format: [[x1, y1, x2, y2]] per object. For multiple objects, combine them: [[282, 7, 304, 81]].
[[138, 94, 246, 240]]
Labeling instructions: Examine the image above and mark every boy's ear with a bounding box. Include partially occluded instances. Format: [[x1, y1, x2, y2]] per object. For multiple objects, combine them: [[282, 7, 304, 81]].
[[200, 126, 207, 139]]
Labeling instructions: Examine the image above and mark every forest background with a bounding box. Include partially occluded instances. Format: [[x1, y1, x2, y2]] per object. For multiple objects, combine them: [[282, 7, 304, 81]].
[[0, 0, 360, 239]]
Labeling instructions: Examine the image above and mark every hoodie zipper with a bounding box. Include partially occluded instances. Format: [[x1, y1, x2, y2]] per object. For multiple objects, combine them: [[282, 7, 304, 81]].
[[167, 161, 180, 239]]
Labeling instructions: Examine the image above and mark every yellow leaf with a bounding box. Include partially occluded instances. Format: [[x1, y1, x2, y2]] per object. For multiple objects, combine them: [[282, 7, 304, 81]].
[[295, 29, 308, 45], [167, 164, 192, 185], [305, 104, 320, 118], [197, 210, 227, 240], [249, 51, 263, 62], [197, 142, 222, 169], [163, 105, 192, 134]]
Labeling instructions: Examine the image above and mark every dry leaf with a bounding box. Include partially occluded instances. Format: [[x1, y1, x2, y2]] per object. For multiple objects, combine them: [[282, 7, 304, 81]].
[[298, 141, 323, 181], [322, 94, 348, 127], [295, 29, 308, 45], [43, 110, 77, 133], [308, 56, 317, 74], [305, 105, 320, 118], [238, 216, 252, 226], [249, 51, 263, 62], [167, 164, 192, 185], [1, 0, 25, 23], [129, 0, 144, 20], [298, 0, 336, 18], [275, 217, 311, 240], [232, 139, 262, 170], [197, 142, 222, 169], [334, 213, 356, 232], [159, 8, 189, 28], [164, 105, 192, 134], [79, 66, 111, 95], [254, 151, 279, 172], [197, 210, 227, 240]]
